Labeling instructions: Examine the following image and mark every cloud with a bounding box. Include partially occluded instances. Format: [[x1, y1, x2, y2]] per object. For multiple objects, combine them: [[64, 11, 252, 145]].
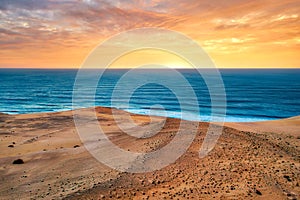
[[0, 0, 54, 10], [0, 0, 185, 49], [0, 27, 22, 36], [0, 0, 299, 68]]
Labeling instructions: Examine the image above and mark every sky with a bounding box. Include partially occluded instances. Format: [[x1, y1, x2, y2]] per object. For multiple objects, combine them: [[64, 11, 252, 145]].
[[0, 0, 299, 68]]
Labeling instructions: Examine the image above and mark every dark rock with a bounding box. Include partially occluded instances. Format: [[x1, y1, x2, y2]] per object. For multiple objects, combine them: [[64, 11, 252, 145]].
[[8, 144, 14, 148], [284, 175, 292, 182], [13, 159, 24, 164], [255, 188, 262, 195], [73, 145, 80, 148]]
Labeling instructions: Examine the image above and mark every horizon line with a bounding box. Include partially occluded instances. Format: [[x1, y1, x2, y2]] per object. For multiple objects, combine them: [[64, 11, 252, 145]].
[[0, 67, 299, 70]]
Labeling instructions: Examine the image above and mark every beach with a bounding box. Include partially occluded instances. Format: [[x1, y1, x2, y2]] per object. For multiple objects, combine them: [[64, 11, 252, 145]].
[[0, 107, 299, 199], [1, 0, 300, 199]]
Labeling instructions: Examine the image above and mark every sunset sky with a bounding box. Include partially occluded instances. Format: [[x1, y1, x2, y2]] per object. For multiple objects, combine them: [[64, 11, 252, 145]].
[[0, 0, 299, 68]]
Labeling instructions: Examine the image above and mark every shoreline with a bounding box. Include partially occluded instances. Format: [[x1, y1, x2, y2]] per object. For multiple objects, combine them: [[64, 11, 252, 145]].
[[0, 105, 296, 123], [0, 106, 299, 199]]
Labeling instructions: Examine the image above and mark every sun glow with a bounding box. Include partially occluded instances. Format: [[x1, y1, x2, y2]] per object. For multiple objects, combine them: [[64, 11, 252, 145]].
[[107, 49, 194, 69], [0, 0, 299, 68]]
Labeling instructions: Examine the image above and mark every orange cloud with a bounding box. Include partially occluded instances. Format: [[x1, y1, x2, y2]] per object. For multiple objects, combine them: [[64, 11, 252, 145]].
[[0, 0, 299, 68]]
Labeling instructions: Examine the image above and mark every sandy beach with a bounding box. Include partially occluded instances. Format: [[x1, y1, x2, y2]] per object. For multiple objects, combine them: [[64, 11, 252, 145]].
[[0, 107, 299, 199]]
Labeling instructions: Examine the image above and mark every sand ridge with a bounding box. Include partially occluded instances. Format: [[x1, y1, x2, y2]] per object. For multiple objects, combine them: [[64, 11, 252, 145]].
[[0, 107, 299, 199]]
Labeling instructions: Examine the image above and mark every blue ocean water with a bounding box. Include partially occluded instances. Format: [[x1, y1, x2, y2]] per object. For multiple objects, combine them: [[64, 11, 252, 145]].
[[0, 68, 299, 122]]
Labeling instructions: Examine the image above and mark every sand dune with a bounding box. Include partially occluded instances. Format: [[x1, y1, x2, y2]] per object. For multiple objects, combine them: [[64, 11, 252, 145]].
[[0, 107, 299, 199], [224, 116, 300, 137]]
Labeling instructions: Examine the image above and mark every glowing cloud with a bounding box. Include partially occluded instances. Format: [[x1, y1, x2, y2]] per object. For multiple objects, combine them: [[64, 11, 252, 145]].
[[0, 0, 299, 68]]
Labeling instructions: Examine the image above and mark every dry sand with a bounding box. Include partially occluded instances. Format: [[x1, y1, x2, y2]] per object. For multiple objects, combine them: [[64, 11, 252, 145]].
[[0, 107, 299, 199]]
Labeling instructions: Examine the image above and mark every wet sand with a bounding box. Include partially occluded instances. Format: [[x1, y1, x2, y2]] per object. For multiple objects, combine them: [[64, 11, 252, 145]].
[[0, 107, 299, 199]]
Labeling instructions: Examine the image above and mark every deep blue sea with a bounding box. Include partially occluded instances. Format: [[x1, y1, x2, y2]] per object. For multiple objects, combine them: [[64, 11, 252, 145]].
[[0, 68, 299, 122]]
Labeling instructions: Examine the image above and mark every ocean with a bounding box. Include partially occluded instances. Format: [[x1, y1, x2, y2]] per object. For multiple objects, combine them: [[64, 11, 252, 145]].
[[0, 68, 299, 122]]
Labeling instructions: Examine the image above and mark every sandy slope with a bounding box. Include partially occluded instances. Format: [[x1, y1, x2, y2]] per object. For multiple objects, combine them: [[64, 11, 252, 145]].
[[224, 116, 300, 137], [0, 107, 299, 200]]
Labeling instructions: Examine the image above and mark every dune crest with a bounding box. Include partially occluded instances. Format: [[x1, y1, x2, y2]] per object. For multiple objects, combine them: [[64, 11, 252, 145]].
[[0, 107, 299, 199]]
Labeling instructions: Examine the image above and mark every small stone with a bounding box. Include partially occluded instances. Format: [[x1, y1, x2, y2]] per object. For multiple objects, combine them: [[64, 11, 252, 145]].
[[12, 159, 24, 164], [284, 175, 292, 182], [255, 189, 262, 195]]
